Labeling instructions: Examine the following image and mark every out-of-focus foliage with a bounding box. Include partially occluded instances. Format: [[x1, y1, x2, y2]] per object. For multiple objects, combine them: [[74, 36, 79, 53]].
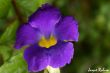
[[0, 0, 11, 18], [0, 53, 28, 73], [0, 0, 110, 73], [15, 0, 51, 20], [0, 20, 19, 44], [0, 46, 12, 62]]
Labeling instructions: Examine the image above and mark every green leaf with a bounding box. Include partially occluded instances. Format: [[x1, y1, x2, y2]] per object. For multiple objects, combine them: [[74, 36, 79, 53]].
[[16, 0, 50, 17], [0, 46, 12, 61], [0, 0, 11, 18], [0, 20, 19, 44], [0, 53, 28, 73], [0, 19, 6, 33]]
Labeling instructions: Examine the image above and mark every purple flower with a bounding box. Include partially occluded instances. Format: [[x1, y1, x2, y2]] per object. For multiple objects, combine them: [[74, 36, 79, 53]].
[[14, 4, 79, 72]]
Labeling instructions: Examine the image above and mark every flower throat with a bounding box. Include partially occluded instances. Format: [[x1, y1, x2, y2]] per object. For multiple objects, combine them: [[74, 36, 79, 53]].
[[38, 35, 57, 48]]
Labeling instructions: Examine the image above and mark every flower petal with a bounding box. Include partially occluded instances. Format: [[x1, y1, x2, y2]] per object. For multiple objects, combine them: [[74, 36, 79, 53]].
[[14, 24, 41, 49], [28, 4, 61, 37], [24, 45, 49, 72], [55, 16, 79, 42], [49, 42, 74, 68]]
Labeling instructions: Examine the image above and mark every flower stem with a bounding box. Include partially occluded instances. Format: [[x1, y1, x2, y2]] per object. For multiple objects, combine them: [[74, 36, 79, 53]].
[[44, 66, 60, 73], [44, 69, 49, 73], [12, 0, 24, 23]]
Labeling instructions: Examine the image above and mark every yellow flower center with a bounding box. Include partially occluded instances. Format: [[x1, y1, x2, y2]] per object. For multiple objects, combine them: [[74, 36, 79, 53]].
[[38, 36, 57, 48]]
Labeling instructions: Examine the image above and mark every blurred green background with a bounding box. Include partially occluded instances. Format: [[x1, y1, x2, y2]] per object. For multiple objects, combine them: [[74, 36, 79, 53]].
[[0, 0, 110, 73]]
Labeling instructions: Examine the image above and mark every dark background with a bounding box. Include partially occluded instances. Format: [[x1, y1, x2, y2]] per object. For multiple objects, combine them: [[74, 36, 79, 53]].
[[0, 0, 110, 73]]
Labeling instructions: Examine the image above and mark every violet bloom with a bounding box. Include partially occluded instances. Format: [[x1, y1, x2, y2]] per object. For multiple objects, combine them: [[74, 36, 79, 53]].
[[14, 4, 79, 72]]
